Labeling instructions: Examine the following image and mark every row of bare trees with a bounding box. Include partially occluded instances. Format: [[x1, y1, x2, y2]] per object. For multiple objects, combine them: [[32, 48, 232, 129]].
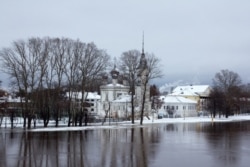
[[0, 37, 110, 129], [206, 69, 250, 118], [0, 37, 163, 128]]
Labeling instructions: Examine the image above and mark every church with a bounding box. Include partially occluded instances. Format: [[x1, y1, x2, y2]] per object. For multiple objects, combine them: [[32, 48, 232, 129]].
[[98, 41, 151, 120]]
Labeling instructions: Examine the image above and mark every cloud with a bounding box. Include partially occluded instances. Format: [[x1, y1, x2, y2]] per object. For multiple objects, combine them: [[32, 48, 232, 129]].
[[1, 0, 250, 87]]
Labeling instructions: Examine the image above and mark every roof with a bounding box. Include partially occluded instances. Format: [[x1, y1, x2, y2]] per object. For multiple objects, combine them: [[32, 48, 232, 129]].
[[100, 83, 129, 89], [163, 95, 197, 104], [105, 83, 126, 87], [0, 96, 26, 103], [66, 92, 100, 100], [171, 85, 210, 96], [112, 95, 131, 102]]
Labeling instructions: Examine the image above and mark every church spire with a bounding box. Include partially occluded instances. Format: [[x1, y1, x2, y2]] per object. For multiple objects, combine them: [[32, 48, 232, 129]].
[[142, 31, 145, 55], [137, 31, 148, 78]]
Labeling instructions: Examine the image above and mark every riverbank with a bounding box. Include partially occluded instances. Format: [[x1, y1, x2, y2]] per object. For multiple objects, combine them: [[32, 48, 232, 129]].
[[2, 114, 250, 132]]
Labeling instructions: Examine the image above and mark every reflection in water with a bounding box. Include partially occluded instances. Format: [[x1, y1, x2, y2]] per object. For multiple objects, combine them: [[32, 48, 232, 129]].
[[203, 122, 250, 167], [0, 127, 160, 167], [0, 122, 250, 167]]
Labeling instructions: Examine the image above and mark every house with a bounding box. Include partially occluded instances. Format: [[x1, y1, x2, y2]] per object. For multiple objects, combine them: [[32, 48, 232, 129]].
[[159, 95, 197, 118], [111, 95, 132, 119], [65, 92, 101, 115], [170, 85, 211, 112]]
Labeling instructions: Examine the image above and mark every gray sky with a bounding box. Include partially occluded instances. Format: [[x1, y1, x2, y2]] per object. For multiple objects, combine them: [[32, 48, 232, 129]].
[[1, 0, 250, 87]]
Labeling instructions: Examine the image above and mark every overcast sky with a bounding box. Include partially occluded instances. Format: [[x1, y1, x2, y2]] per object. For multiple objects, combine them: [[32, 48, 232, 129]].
[[1, 0, 250, 87]]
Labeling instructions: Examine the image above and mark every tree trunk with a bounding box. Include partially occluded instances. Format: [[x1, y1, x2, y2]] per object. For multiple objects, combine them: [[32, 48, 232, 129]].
[[140, 83, 147, 125], [131, 87, 135, 124], [27, 115, 32, 129]]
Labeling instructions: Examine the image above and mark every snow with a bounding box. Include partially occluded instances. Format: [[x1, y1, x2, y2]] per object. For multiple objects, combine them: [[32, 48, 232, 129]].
[[171, 85, 210, 96], [2, 114, 250, 132], [162, 95, 197, 104], [65, 92, 100, 100], [105, 83, 126, 87], [113, 95, 131, 102], [172, 85, 210, 94]]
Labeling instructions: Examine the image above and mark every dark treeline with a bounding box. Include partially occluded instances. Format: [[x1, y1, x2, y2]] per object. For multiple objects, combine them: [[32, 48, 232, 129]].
[[205, 69, 250, 118], [0, 37, 163, 129], [0, 37, 110, 129]]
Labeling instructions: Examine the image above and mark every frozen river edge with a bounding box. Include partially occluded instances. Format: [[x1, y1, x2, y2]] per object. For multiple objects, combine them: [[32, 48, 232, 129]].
[[30, 115, 250, 132], [2, 115, 250, 132]]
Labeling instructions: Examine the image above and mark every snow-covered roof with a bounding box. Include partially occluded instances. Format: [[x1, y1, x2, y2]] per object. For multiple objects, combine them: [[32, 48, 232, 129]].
[[171, 85, 210, 96], [1, 96, 26, 103], [105, 83, 127, 87], [163, 95, 197, 104], [112, 95, 131, 102], [66, 92, 100, 100], [86, 92, 101, 99]]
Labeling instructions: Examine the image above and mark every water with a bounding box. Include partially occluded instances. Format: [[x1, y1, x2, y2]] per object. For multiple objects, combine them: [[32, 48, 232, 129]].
[[1, 121, 250, 167]]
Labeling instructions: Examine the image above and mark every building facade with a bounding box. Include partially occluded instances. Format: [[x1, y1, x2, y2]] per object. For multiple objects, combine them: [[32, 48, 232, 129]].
[[99, 42, 151, 119], [159, 95, 197, 118]]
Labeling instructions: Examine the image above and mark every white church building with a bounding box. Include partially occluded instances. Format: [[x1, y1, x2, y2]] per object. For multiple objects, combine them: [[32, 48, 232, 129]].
[[99, 45, 151, 119]]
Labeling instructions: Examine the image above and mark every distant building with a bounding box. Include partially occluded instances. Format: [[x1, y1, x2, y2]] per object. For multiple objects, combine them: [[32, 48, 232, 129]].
[[135, 40, 151, 117], [99, 37, 151, 119], [112, 95, 131, 119], [99, 65, 130, 118], [170, 85, 211, 112], [65, 92, 100, 115], [159, 95, 197, 118], [159, 85, 211, 118]]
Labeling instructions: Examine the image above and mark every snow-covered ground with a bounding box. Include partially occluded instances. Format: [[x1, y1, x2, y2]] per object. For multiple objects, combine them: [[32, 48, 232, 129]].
[[1, 114, 250, 132]]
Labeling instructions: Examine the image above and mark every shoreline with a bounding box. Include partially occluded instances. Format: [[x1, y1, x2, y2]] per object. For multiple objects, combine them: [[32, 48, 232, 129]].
[[1, 115, 250, 132]]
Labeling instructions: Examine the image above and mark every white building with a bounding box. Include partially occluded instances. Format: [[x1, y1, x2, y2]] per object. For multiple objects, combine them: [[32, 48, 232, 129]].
[[65, 92, 100, 115], [99, 42, 151, 119], [99, 66, 130, 118], [112, 95, 132, 119], [135, 45, 151, 116], [170, 85, 211, 113], [159, 95, 197, 118], [158, 85, 211, 118]]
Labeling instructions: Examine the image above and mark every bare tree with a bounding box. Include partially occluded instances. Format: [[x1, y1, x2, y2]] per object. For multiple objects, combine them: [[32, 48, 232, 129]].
[[64, 39, 81, 126], [50, 38, 68, 127], [119, 50, 162, 124], [119, 50, 140, 124], [77, 42, 110, 126], [36, 38, 51, 127], [211, 69, 242, 118], [139, 53, 162, 125], [0, 40, 31, 128], [1, 37, 110, 128], [26, 37, 48, 128]]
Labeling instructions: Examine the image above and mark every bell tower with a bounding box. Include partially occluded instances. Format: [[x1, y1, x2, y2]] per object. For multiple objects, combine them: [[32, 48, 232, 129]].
[[135, 32, 150, 115]]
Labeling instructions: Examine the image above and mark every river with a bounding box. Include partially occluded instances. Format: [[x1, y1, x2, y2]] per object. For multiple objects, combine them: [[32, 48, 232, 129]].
[[1, 121, 250, 167]]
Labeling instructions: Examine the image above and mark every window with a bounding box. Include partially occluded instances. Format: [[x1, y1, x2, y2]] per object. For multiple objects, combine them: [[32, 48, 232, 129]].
[[117, 93, 122, 97]]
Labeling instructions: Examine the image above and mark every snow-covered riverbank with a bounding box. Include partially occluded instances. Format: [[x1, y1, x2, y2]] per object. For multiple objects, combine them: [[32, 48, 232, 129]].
[[2, 114, 250, 132]]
